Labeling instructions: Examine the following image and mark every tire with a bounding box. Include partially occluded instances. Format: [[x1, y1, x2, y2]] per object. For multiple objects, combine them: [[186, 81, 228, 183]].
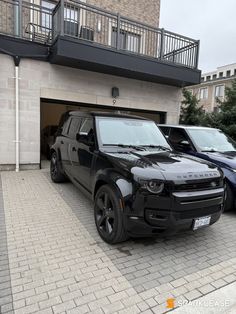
[[224, 182, 234, 212], [50, 151, 67, 183], [94, 185, 128, 244]]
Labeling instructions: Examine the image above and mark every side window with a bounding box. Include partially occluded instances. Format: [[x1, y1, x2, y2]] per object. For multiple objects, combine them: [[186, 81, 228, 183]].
[[61, 117, 71, 136], [168, 128, 190, 150], [79, 118, 94, 143], [160, 127, 170, 138], [68, 117, 81, 139]]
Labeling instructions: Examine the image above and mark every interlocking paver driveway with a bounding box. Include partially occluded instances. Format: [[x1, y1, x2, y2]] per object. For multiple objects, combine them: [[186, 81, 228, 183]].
[[0, 169, 236, 314]]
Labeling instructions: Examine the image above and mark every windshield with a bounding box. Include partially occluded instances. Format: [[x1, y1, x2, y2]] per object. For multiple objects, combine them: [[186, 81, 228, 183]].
[[188, 128, 236, 152], [96, 117, 171, 149]]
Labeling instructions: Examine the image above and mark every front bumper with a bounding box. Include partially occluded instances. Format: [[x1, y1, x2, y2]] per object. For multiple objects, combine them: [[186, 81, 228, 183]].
[[124, 187, 224, 237]]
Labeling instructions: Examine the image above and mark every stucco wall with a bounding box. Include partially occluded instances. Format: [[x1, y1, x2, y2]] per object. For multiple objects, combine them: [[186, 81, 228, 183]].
[[0, 54, 181, 168]]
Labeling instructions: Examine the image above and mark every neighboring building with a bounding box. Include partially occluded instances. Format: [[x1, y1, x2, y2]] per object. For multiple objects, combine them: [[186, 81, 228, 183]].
[[0, 0, 201, 170], [186, 63, 236, 112]]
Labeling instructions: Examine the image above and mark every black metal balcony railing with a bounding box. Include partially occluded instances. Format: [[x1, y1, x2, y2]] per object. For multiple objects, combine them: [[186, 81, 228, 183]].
[[0, 0, 199, 69]]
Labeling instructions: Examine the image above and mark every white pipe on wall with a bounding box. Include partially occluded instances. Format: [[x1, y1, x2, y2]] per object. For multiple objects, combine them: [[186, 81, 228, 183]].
[[15, 65, 20, 172]]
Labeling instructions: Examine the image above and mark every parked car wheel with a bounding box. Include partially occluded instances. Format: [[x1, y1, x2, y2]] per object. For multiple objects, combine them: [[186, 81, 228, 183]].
[[224, 182, 234, 212], [94, 185, 128, 244], [50, 151, 67, 183]]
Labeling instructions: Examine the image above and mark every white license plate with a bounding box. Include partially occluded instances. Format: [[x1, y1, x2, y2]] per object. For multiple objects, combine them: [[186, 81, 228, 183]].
[[193, 216, 211, 230]]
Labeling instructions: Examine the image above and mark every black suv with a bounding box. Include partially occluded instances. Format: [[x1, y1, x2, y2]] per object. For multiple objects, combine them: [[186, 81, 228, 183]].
[[50, 111, 225, 244]]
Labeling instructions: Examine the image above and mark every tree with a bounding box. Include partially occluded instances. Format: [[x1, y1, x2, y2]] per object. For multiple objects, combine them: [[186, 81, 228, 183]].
[[211, 79, 236, 140], [179, 89, 205, 125]]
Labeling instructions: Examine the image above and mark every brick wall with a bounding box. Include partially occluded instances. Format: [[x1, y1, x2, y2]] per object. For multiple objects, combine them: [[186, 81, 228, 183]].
[[87, 0, 160, 28]]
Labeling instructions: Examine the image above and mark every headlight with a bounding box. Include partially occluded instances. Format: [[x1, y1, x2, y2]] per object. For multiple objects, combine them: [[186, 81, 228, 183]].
[[141, 180, 164, 194]]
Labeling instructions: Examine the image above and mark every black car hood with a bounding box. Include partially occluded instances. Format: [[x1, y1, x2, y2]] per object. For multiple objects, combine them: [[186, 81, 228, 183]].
[[200, 151, 236, 169], [105, 150, 221, 182]]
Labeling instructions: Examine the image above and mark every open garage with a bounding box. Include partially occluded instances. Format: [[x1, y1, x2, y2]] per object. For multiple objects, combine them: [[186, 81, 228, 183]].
[[40, 99, 166, 163]]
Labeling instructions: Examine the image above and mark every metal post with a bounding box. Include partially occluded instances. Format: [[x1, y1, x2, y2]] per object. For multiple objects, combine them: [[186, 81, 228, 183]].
[[60, 0, 64, 36], [14, 57, 20, 172], [195, 40, 200, 69], [116, 13, 120, 50], [159, 28, 165, 60]]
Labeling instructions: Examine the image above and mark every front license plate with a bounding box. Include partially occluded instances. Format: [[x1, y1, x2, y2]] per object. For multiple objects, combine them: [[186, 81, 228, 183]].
[[193, 216, 211, 230]]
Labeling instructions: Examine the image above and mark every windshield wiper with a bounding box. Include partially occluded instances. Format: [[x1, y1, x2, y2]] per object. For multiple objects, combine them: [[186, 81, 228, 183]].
[[142, 145, 171, 151], [103, 144, 146, 151], [201, 149, 218, 152]]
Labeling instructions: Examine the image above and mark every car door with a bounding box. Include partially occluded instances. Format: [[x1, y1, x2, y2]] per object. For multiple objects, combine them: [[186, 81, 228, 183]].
[[73, 117, 95, 192], [67, 116, 82, 176], [59, 116, 72, 174], [168, 128, 195, 153]]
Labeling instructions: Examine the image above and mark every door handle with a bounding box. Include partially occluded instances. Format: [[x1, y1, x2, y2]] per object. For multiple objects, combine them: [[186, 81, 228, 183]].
[[72, 147, 76, 152]]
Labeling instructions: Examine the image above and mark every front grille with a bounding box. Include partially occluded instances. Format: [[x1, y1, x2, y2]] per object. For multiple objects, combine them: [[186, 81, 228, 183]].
[[174, 179, 222, 192]]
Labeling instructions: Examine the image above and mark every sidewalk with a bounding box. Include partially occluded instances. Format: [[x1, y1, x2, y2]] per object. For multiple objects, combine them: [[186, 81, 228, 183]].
[[171, 281, 236, 314]]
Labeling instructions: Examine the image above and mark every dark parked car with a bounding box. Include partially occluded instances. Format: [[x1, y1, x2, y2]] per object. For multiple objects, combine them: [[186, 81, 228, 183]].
[[159, 125, 236, 211], [50, 112, 225, 243]]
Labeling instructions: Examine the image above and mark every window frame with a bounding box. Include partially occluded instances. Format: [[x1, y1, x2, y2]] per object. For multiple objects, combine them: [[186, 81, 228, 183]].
[[199, 87, 208, 100], [215, 85, 225, 98]]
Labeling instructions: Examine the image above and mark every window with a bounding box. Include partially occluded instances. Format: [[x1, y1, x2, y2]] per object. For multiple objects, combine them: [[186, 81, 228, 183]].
[[64, 7, 78, 21], [206, 75, 211, 81], [68, 118, 81, 139], [41, 0, 55, 30], [160, 127, 170, 138], [226, 70, 231, 77], [215, 85, 224, 98], [80, 118, 94, 144], [201, 77, 205, 82], [199, 88, 208, 100], [219, 72, 223, 78], [234, 69, 236, 76], [111, 28, 140, 53], [212, 74, 217, 80], [168, 128, 192, 152]]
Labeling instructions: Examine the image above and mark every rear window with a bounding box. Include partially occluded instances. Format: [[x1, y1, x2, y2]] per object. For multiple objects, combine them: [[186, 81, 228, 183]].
[[68, 117, 82, 139]]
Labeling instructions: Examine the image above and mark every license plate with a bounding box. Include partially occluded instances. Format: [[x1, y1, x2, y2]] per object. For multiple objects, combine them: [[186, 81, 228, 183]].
[[193, 216, 211, 230]]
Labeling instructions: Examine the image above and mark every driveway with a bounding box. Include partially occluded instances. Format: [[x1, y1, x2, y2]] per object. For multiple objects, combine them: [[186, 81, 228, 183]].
[[0, 169, 236, 314]]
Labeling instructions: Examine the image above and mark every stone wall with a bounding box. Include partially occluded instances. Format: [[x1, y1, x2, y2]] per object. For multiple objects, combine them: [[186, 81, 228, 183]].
[[0, 54, 181, 168]]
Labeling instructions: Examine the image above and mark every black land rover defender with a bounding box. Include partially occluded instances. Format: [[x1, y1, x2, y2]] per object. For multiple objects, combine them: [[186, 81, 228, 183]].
[[50, 111, 225, 244]]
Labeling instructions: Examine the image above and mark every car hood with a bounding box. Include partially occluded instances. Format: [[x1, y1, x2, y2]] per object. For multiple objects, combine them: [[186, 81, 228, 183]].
[[201, 151, 236, 170], [105, 150, 221, 183]]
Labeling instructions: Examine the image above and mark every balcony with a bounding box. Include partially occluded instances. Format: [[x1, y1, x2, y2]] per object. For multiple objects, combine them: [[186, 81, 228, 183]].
[[0, 0, 201, 86]]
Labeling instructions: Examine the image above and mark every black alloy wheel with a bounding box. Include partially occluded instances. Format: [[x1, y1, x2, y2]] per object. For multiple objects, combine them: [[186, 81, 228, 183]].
[[94, 185, 128, 244], [50, 151, 66, 183]]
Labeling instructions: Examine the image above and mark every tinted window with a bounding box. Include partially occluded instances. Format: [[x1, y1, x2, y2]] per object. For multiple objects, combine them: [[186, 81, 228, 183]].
[[79, 118, 95, 143], [68, 117, 81, 139], [160, 127, 170, 137], [61, 117, 71, 136], [169, 128, 189, 144]]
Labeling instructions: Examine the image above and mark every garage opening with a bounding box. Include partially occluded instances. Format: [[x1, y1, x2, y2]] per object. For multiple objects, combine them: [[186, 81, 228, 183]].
[[40, 99, 166, 167]]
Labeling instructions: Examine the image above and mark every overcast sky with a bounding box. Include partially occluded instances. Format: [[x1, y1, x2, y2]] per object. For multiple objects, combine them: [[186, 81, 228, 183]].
[[159, 0, 236, 73]]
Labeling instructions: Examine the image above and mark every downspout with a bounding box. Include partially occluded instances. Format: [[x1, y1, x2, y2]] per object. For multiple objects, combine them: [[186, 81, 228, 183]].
[[14, 56, 20, 172]]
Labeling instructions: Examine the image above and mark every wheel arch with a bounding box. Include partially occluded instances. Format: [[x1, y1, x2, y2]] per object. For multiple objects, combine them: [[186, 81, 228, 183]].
[[93, 171, 133, 202]]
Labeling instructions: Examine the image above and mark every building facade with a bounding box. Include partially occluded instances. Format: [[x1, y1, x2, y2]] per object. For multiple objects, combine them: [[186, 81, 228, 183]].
[[186, 63, 236, 112], [0, 0, 200, 170]]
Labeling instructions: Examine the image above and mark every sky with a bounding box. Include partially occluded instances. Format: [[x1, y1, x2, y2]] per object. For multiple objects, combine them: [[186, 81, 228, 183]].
[[159, 0, 236, 73]]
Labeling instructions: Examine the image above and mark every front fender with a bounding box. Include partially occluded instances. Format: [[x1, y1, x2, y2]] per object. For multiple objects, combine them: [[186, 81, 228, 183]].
[[93, 169, 133, 200]]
